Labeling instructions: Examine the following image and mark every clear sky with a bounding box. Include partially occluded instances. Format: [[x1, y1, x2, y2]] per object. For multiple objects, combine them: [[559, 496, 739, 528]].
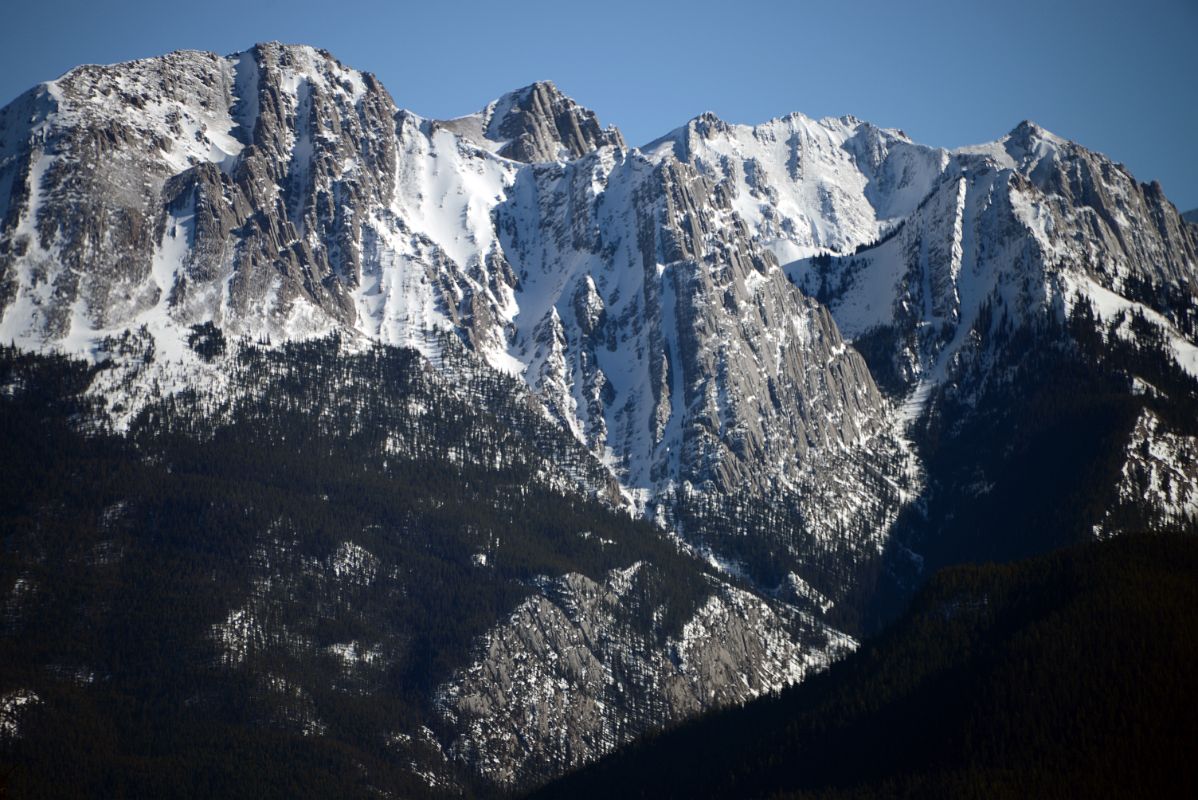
[[2, 0, 1196, 209]]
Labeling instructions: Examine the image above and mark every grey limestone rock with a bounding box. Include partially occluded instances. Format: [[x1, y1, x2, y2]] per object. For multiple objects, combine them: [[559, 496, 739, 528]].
[[435, 562, 853, 785]]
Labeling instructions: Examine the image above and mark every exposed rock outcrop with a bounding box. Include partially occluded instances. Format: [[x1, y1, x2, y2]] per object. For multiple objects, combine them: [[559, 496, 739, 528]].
[[436, 563, 852, 785]]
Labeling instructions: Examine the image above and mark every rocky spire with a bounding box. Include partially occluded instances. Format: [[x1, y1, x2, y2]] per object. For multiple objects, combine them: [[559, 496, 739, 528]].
[[484, 80, 624, 162]]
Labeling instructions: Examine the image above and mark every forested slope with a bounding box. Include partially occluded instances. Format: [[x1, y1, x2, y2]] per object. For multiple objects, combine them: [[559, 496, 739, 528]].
[[530, 532, 1198, 800]]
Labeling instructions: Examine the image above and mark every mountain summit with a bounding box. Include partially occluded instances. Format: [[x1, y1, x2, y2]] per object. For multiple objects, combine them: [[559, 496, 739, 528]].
[[441, 79, 625, 162]]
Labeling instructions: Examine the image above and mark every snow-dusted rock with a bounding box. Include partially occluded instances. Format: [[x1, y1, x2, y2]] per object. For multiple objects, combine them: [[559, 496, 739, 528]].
[[435, 563, 852, 785]]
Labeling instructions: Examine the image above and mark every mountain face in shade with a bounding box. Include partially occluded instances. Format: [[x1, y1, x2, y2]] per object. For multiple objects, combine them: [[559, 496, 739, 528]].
[[1, 42, 1196, 796], [528, 533, 1198, 800]]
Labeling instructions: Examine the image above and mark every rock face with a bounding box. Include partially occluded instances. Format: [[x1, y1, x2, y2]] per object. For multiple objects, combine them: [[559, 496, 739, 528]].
[[442, 80, 625, 163], [435, 563, 852, 785], [495, 145, 891, 503], [0, 44, 400, 348]]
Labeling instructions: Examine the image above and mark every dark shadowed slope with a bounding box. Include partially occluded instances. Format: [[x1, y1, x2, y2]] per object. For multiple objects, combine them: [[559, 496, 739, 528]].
[[529, 532, 1198, 800]]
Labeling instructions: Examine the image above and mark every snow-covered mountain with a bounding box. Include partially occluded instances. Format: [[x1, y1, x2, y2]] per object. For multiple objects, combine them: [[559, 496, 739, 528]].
[[790, 121, 1197, 398], [0, 42, 910, 574], [2, 42, 1197, 793]]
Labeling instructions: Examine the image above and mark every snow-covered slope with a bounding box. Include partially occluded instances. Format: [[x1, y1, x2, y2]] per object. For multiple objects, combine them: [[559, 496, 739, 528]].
[[786, 121, 1198, 414], [639, 111, 1198, 422], [642, 112, 948, 264], [494, 145, 891, 504]]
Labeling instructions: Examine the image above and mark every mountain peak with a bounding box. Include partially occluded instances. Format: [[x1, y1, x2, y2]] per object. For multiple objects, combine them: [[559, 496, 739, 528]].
[[506, 79, 562, 99], [637, 111, 731, 163], [689, 110, 731, 135], [244, 40, 328, 58], [480, 80, 624, 162], [491, 80, 624, 162], [436, 80, 623, 163], [999, 118, 1069, 169], [1005, 118, 1065, 148]]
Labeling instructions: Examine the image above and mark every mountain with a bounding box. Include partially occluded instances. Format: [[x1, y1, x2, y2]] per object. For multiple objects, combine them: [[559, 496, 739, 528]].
[[1, 42, 1197, 795], [1184, 208, 1198, 224], [529, 532, 1198, 799]]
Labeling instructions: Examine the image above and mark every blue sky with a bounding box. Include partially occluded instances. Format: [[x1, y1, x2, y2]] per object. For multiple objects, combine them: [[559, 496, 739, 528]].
[[2, 0, 1196, 208]]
